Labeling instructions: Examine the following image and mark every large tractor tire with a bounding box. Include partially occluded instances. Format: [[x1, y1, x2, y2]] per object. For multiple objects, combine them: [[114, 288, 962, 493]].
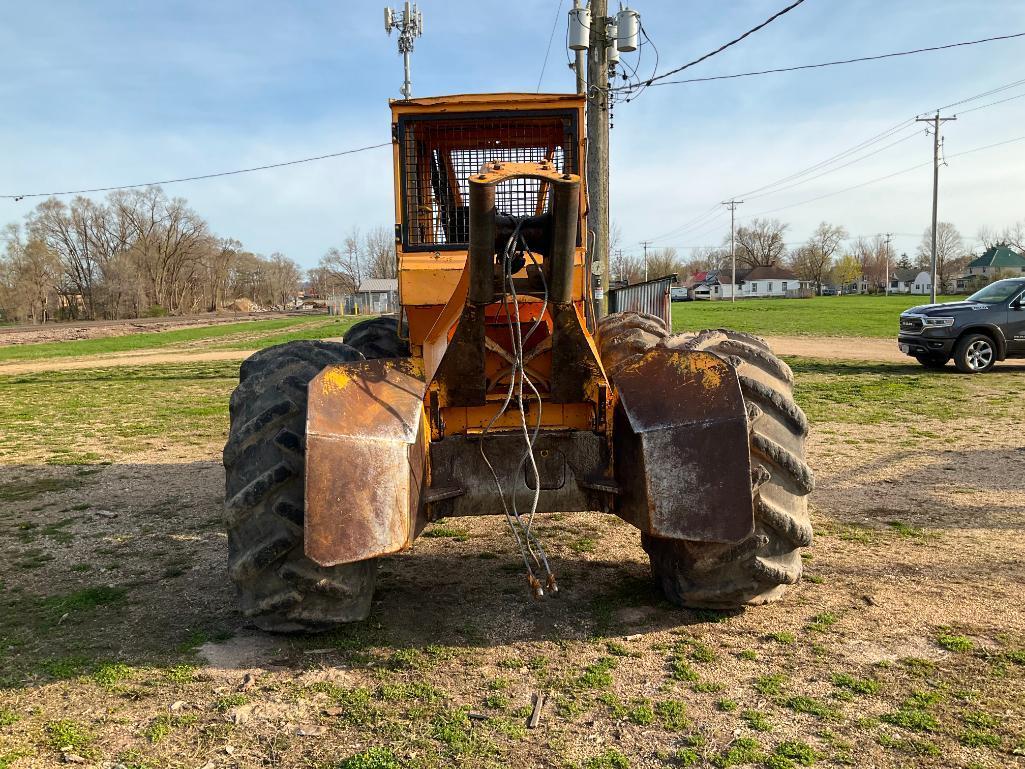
[[343, 316, 409, 360], [223, 340, 378, 632], [596, 313, 814, 610]]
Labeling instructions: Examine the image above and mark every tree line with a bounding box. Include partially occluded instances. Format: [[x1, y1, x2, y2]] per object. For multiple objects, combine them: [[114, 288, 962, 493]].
[[0, 187, 396, 323], [612, 218, 1025, 293]]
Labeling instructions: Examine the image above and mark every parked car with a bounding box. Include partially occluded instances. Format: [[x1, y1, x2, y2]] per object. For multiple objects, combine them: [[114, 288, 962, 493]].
[[820, 287, 837, 296], [670, 287, 691, 302], [898, 278, 1025, 372]]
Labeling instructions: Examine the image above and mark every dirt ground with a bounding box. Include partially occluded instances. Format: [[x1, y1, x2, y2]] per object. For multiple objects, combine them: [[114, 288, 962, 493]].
[[0, 335, 934, 376], [0, 357, 1023, 768], [0, 313, 294, 346]]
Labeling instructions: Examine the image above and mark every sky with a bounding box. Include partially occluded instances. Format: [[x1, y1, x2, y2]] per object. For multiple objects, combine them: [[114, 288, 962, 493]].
[[2, 0, 1024, 268]]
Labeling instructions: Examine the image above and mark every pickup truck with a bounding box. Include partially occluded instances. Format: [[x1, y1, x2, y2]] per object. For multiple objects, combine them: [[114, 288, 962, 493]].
[[898, 277, 1025, 372]]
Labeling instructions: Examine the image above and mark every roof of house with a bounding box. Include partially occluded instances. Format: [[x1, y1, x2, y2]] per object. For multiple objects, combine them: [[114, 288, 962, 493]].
[[357, 278, 398, 292], [892, 268, 919, 282], [740, 264, 800, 282], [967, 244, 1025, 270]]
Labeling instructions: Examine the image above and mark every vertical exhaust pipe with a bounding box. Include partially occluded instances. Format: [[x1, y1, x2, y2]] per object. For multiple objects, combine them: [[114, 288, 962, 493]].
[[549, 177, 580, 304], [467, 180, 497, 305]]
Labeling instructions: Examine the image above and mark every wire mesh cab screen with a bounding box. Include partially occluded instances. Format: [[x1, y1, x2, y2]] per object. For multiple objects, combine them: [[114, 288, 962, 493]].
[[398, 110, 578, 250]]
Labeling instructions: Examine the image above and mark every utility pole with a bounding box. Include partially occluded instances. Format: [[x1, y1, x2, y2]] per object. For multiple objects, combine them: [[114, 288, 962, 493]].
[[916, 111, 956, 303], [586, 0, 610, 315], [641, 241, 650, 282], [722, 200, 743, 303], [884, 233, 892, 296]]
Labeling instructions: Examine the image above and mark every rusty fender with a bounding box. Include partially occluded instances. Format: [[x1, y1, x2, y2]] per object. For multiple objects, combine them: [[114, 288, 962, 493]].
[[613, 348, 754, 544], [305, 358, 428, 566]]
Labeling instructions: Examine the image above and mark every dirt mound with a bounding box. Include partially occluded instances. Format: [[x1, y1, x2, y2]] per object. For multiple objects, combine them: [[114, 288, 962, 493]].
[[226, 298, 262, 312]]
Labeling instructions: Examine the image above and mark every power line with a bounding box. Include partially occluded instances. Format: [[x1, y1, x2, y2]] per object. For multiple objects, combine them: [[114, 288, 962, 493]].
[[0, 142, 392, 201], [744, 133, 1025, 219], [646, 74, 1025, 242], [631, 32, 1025, 88], [953, 90, 1025, 116], [639, 0, 807, 88], [536, 0, 566, 92]]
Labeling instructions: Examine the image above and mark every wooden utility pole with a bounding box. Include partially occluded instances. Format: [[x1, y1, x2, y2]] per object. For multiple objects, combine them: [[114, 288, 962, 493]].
[[641, 241, 650, 282], [915, 111, 956, 303], [586, 0, 610, 315], [884, 233, 892, 295], [723, 200, 743, 302]]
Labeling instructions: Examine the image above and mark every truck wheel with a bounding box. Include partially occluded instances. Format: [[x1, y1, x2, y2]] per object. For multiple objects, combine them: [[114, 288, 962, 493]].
[[343, 317, 410, 359], [953, 333, 996, 373], [596, 315, 814, 610], [914, 353, 950, 369], [224, 340, 377, 632]]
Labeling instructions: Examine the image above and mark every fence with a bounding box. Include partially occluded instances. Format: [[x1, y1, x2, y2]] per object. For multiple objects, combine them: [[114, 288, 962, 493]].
[[608, 274, 676, 330]]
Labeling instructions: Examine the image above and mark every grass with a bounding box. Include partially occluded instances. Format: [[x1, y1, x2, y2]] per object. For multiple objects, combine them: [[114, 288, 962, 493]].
[[788, 358, 1025, 426], [44, 719, 93, 752], [671, 294, 963, 338], [0, 362, 239, 463], [0, 315, 359, 362]]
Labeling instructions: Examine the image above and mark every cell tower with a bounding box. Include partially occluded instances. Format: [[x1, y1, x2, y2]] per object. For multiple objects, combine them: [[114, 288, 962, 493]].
[[384, 1, 424, 100]]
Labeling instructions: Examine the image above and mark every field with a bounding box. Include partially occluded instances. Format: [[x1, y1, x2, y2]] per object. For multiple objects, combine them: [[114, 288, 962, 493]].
[[671, 295, 961, 338], [0, 317, 1023, 769]]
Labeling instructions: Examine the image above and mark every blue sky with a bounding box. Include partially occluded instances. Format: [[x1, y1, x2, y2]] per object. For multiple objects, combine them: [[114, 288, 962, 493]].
[[2, 1, 1024, 267]]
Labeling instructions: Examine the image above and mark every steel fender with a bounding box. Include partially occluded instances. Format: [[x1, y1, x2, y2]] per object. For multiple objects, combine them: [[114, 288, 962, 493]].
[[305, 358, 428, 566], [613, 348, 754, 543]]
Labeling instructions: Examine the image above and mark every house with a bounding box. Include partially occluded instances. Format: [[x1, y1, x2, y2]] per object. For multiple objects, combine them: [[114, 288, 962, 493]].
[[888, 268, 918, 294], [966, 244, 1025, 278], [910, 270, 933, 295], [738, 265, 808, 298], [687, 265, 809, 300], [327, 278, 399, 315]]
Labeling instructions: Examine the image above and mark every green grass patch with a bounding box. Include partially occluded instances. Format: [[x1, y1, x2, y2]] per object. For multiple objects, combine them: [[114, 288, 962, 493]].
[[936, 632, 973, 653], [882, 708, 940, 733], [338, 748, 401, 769], [0, 362, 239, 463], [753, 674, 788, 696], [672, 294, 962, 338], [421, 525, 470, 542], [0, 476, 79, 502], [45, 720, 93, 752], [830, 673, 880, 695], [43, 586, 127, 616], [766, 741, 817, 768], [0, 709, 19, 727], [584, 748, 630, 769], [768, 632, 796, 645], [655, 699, 689, 730], [92, 662, 134, 689], [783, 696, 837, 719], [578, 657, 617, 689], [741, 709, 772, 732], [711, 736, 762, 768]]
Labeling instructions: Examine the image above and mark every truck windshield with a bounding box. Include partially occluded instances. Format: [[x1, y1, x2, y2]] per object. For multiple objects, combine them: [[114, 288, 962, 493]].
[[967, 280, 1025, 304]]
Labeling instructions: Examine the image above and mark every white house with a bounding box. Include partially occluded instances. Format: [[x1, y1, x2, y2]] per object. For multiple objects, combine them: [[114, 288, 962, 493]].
[[888, 268, 917, 294], [910, 270, 933, 295], [687, 265, 809, 300]]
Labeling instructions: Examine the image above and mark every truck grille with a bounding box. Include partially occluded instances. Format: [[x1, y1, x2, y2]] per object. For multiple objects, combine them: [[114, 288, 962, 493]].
[[900, 316, 923, 334]]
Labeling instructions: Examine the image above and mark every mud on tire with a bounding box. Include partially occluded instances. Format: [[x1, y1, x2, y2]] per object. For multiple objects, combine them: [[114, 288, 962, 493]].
[[224, 340, 377, 632], [343, 316, 410, 360], [596, 313, 814, 609]]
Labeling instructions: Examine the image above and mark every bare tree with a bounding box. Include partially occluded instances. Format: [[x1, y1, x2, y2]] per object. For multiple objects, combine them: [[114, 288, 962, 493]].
[[850, 235, 890, 292], [790, 222, 847, 294], [265, 253, 303, 309], [732, 218, 789, 269], [363, 225, 396, 279], [916, 222, 967, 292], [1, 224, 61, 322], [645, 247, 680, 279]]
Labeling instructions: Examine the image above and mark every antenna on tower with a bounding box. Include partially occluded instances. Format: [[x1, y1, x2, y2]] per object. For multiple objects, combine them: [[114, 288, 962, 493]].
[[384, 1, 424, 100]]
